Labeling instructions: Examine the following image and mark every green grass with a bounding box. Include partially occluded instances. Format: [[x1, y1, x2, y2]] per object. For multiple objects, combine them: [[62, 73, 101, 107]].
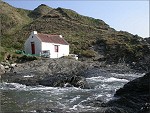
[[1, 1, 149, 64]]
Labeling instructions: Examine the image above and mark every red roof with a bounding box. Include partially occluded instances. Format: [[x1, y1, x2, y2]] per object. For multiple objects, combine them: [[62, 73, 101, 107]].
[[36, 33, 69, 45]]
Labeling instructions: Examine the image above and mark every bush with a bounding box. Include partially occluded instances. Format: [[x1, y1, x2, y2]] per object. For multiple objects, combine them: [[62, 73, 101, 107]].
[[0, 54, 3, 61], [81, 50, 97, 58], [16, 55, 37, 63]]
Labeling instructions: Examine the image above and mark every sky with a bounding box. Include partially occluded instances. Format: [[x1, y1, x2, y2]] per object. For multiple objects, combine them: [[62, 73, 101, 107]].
[[3, 0, 149, 38]]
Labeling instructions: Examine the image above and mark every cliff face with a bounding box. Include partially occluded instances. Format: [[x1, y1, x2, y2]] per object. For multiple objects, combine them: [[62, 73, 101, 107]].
[[1, 1, 150, 71]]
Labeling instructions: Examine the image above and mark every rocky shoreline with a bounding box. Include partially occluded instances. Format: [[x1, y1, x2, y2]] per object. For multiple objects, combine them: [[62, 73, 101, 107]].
[[0, 58, 149, 113], [108, 72, 150, 113], [0, 57, 140, 88], [85, 72, 150, 113], [1, 58, 90, 88]]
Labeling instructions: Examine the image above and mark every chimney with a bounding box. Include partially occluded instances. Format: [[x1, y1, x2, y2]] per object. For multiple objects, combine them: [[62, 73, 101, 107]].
[[59, 35, 63, 38], [32, 31, 37, 35]]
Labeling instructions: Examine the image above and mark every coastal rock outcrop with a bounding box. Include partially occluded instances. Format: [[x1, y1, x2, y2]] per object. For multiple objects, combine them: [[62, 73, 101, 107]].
[[0, 64, 5, 75], [105, 72, 150, 113], [1, 58, 90, 89], [79, 72, 150, 113]]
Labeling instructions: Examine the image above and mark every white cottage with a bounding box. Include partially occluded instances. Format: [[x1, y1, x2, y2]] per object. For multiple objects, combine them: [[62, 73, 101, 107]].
[[24, 31, 69, 58]]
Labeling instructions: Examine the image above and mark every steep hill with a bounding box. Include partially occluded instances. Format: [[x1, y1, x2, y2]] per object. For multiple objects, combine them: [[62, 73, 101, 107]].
[[0, 1, 32, 35], [1, 1, 150, 71]]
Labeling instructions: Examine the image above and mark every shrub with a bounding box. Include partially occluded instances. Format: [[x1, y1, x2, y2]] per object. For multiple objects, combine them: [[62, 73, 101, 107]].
[[81, 50, 97, 58], [16, 55, 37, 63]]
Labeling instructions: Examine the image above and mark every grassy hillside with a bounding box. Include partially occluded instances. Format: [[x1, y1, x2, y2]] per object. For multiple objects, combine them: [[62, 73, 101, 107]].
[[1, 1, 150, 71], [0, 1, 32, 35]]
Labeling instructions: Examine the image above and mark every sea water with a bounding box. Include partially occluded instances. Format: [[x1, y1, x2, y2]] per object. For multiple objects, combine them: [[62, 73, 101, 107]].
[[0, 72, 143, 112]]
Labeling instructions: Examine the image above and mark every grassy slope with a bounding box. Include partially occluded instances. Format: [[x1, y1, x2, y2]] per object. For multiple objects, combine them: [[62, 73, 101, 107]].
[[0, 1, 32, 35], [1, 1, 150, 68]]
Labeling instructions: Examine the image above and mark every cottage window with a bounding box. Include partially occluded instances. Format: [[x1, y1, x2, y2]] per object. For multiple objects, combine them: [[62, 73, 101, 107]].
[[54, 45, 59, 52]]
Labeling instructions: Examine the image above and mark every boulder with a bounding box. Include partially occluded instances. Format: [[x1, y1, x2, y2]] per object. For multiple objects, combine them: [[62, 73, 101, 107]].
[[115, 72, 149, 96], [1, 72, 90, 89], [0, 64, 5, 75], [79, 72, 150, 113], [38, 74, 90, 88], [106, 72, 150, 113]]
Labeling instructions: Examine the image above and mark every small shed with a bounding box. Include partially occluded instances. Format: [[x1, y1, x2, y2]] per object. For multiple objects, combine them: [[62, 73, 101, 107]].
[[24, 31, 69, 58]]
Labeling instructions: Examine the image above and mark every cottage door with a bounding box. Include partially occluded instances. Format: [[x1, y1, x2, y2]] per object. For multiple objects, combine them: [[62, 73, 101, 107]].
[[31, 42, 35, 54]]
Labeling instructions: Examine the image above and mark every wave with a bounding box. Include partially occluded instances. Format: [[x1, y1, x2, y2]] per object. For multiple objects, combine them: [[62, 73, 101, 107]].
[[86, 76, 129, 83], [111, 73, 144, 79], [23, 75, 34, 78], [70, 95, 81, 103], [0, 82, 27, 90], [105, 77, 129, 82], [0, 73, 143, 113], [0, 82, 84, 93]]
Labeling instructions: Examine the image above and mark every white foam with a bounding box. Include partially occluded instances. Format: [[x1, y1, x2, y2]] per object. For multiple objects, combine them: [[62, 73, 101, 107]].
[[23, 75, 34, 78], [87, 76, 129, 83], [0, 82, 27, 90], [104, 77, 129, 82], [86, 76, 105, 82], [106, 94, 112, 97], [29, 86, 58, 91], [1, 72, 141, 111], [70, 104, 99, 112], [70, 95, 80, 103], [96, 94, 103, 98], [30, 110, 36, 113], [0, 82, 59, 91], [111, 73, 144, 77], [70, 105, 78, 110], [86, 76, 105, 80]]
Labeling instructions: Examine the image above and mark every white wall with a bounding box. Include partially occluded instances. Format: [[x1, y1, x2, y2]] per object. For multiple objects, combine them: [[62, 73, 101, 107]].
[[58, 44, 69, 58], [25, 31, 69, 58], [41, 42, 69, 58], [24, 33, 41, 55]]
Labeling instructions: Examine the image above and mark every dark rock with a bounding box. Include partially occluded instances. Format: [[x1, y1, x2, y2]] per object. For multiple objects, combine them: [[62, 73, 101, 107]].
[[115, 72, 149, 96], [106, 72, 150, 113], [2, 72, 90, 88], [104, 107, 127, 113], [39, 73, 90, 88], [81, 67, 112, 78], [64, 83, 72, 87], [16, 55, 37, 63], [144, 37, 150, 44], [80, 72, 150, 113], [0, 64, 5, 75], [138, 103, 150, 113], [81, 99, 107, 107], [1, 59, 90, 88]]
